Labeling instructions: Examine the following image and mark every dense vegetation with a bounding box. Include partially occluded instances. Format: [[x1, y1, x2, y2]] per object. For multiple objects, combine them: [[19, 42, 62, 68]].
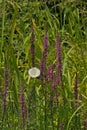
[[0, 0, 87, 130]]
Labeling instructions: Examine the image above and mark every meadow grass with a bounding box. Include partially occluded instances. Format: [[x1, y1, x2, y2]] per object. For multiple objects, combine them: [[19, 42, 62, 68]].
[[0, 0, 87, 130]]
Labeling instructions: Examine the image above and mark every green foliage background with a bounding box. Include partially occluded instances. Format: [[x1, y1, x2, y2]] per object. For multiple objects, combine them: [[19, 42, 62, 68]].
[[0, 0, 87, 130]]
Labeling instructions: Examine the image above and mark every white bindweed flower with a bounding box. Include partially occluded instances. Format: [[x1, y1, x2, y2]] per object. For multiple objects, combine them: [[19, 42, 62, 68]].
[[28, 67, 40, 78]]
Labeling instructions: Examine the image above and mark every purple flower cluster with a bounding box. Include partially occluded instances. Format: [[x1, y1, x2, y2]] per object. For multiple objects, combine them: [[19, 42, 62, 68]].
[[20, 87, 26, 127], [52, 34, 62, 89], [47, 64, 54, 83], [83, 119, 87, 129], [2, 69, 9, 110], [4, 69, 9, 87], [2, 87, 8, 110], [40, 33, 48, 82], [40, 61, 46, 81], [52, 76, 59, 89], [74, 73, 78, 100], [56, 34, 62, 85], [40, 33, 62, 89], [60, 122, 64, 130]]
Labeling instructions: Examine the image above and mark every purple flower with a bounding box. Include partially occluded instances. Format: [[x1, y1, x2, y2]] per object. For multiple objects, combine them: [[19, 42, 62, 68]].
[[52, 34, 62, 89], [47, 64, 54, 83], [40, 61, 45, 81], [5, 80, 9, 87], [30, 20, 35, 43], [2, 87, 8, 110], [43, 33, 48, 59], [74, 72, 78, 100], [56, 34, 62, 85], [52, 81, 57, 89], [20, 87, 26, 127], [40, 33, 48, 82], [60, 122, 64, 130], [4, 69, 8, 77], [83, 119, 87, 128], [4, 69, 9, 87]]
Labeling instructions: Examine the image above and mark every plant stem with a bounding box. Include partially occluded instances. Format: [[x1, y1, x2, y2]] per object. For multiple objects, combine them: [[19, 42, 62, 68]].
[[1, 0, 5, 65], [50, 95, 54, 130], [44, 83, 47, 130], [32, 79, 37, 128]]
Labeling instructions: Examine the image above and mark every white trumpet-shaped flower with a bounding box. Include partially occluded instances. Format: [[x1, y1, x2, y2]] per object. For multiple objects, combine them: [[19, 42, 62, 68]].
[[28, 67, 40, 78]]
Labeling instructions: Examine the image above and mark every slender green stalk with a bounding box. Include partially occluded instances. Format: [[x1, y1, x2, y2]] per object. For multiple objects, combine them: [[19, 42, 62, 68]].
[[50, 95, 54, 130], [44, 84, 47, 130], [33, 81, 36, 117], [67, 104, 84, 130], [10, 15, 15, 45], [42, 82, 47, 130], [1, 0, 5, 64], [32, 79, 37, 128]]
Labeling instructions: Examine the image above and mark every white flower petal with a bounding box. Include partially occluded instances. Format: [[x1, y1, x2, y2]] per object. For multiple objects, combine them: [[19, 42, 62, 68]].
[[28, 67, 40, 78]]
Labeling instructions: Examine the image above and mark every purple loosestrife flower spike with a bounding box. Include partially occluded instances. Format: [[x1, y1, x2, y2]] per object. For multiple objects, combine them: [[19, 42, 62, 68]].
[[4, 69, 9, 87], [30, 20, 35, 67], [40, 33, 48, 82], [4, 69, 8, 77], [40, 61, 45, 81], [2, 87, 8, 110], [83, 119, 87, 129], [2, 69, 9, 110], [52, 81, 57, 89], [52, 74, 59, 89], [20, 87, 26, 128], [56, 34, 62, 85], [60, 122, 64, 130], [47, 64, 54, 83], [74, 72, 78, 100]]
